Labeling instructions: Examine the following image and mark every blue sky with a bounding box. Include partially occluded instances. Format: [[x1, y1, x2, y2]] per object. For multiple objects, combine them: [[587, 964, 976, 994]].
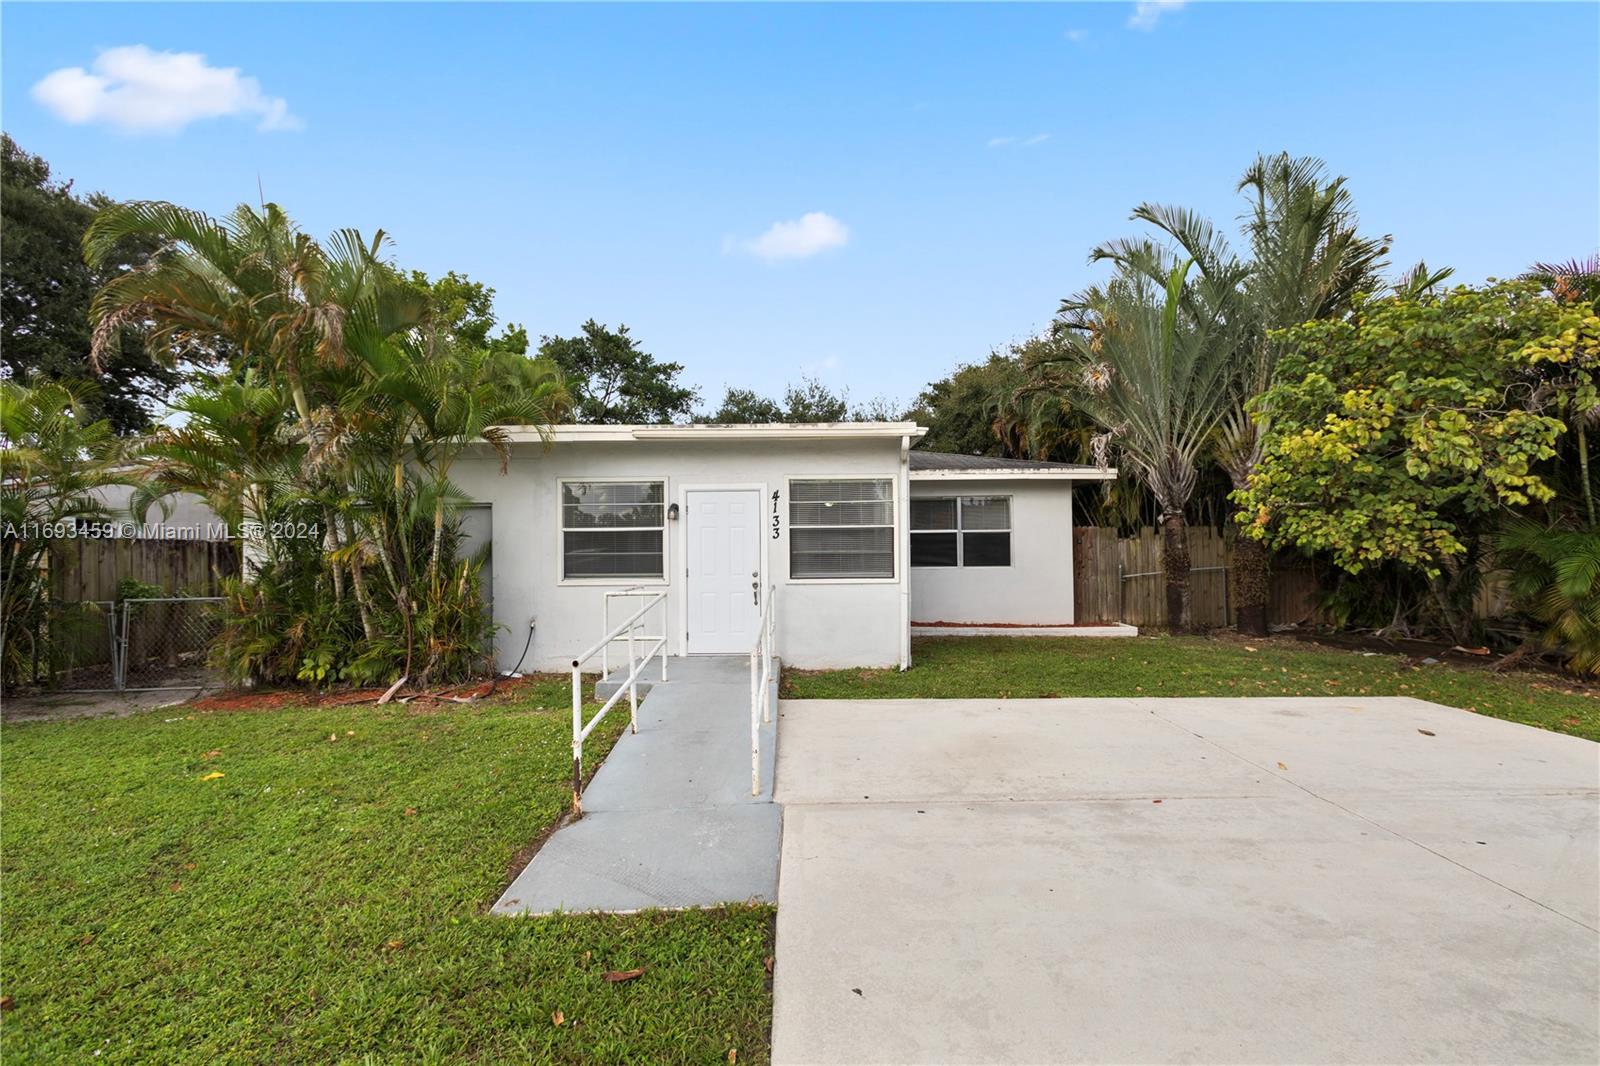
[[4, 2, 1597, 409]]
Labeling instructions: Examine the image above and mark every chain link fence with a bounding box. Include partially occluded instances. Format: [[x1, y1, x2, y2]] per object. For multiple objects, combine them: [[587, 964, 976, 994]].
[[11, 596, 225, 693], [118, 597, 227, 691], [38, 600, 120, 690]]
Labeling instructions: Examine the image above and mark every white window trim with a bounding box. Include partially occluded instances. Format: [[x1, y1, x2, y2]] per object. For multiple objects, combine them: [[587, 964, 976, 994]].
[[910, 495, 1013, 568], [556, 476, 671, 586], [785, 474, 900, 584]]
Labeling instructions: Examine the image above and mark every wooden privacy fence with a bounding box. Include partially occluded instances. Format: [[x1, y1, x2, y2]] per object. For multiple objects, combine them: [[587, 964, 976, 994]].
[[48, 537, 239, 602], [1073, 526, 1328, 630], [21, 539, 239, 688]]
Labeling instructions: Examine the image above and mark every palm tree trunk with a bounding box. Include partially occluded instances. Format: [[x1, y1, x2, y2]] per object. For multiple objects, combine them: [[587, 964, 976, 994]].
[[1230, 489, 1270, 636], [1579, 423, 1596, 529], [1160, 512, 1192, 634], [322, 506, 345, 604], [428, 499, 445, 588], [343, 515, 379, 642]]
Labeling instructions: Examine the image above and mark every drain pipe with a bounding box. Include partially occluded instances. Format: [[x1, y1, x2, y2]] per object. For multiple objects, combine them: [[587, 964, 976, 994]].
[[898, 433, 912, 671]]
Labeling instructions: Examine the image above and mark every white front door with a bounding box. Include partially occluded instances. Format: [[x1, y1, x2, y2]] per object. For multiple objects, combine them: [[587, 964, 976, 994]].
[[684, 489, 762, 653]]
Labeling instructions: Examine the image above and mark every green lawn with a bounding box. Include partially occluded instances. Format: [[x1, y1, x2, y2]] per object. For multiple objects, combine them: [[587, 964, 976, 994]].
[[783, 635, 1600, 742], [0, 679, 773, 1064]]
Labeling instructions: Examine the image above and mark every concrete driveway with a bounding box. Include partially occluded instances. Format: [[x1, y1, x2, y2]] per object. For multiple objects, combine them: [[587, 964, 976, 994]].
[[771, 697, 1599, 1065]]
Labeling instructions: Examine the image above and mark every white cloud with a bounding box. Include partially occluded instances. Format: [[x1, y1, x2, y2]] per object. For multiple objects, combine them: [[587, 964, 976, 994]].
[[989, 133, 1050, 149], [1064, 28, 1090, 43], [729, 212, 850, 261], [1128, 0, 1187, 30], [32, 45, 301, 134]]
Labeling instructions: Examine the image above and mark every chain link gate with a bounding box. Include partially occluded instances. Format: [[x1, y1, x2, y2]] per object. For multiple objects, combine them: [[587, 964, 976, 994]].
[[36, 600, 120, 690], [117, 597, 226, 691], [16, 596, 226, 693]]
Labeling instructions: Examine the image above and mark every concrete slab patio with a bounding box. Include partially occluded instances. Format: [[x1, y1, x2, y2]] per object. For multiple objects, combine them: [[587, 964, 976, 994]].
[[771, 697, 1600, 1065], [492, 655, 779, 915]]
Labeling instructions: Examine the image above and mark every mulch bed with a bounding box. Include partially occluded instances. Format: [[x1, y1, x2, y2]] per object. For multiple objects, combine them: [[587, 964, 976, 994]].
[[187, 673, 562, 713]]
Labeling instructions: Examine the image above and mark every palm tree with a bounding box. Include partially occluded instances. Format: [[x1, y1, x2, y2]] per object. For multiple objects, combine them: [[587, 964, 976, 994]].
[[1025, 248, 1242, 631], [0, 380, 128, 687], [1522, 257, 1600, 528], [83, 199, 571, 686], [131, 371, 299, 539], [344, 337, 568, 680], [1095, 153, 1390, 634], [83, 202, 422, 638]]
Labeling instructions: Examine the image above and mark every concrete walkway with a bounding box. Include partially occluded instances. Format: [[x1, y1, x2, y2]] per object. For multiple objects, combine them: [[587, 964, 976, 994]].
[[493, 655, 779, 915], [771, 697, 1599, 1065]]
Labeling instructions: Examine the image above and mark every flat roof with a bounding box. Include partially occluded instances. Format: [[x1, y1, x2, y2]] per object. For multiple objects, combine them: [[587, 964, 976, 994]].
[[499, 422, 927, 443], [910, 450, 1115, 481]]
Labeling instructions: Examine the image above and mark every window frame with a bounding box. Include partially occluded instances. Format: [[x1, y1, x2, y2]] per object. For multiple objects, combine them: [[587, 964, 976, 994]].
[[785, 475, 899, 584], [910, 494, 1013, 569], [557, 476, 670, 585]]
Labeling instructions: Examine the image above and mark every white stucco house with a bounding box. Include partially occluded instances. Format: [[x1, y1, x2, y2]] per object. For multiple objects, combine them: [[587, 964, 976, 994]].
[[450, 422, 1123, 673]]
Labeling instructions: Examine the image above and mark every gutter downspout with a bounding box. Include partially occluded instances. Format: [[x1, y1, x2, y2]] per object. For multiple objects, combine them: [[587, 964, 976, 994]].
[[899, 434, 912, 671]]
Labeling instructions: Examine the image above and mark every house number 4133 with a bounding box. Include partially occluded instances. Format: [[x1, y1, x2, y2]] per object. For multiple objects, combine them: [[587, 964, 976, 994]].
[[770, 489, 781, 539]]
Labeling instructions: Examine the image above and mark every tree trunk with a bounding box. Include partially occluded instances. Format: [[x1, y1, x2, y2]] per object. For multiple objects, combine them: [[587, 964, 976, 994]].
[[322, 506, 345, 604], [1160, 513, 1192, 635], [1231, 533, 1270, 637], [1579, 423, 1596, 529], [343, 515, 380, 643], [1427, 572, 1473, 646]]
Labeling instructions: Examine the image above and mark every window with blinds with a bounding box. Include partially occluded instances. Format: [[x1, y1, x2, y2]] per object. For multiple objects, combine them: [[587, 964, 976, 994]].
[[910, 496, 1011, 567], [561, 480, 666, 579], [789, 479, 895, 579]]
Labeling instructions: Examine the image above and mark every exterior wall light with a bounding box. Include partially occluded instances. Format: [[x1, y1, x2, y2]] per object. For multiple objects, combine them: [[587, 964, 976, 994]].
[[667, 503, 680, 521]]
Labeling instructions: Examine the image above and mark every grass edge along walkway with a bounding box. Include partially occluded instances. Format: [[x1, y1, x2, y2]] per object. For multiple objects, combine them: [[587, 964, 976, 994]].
[[782, 635, 1600, 743]]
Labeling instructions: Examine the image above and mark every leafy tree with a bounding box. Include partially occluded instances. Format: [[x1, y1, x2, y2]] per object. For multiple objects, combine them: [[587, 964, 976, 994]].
[[1026, 250, 1243, 631], [781, 375, 849, 422], [1093, 152, 1389, 633], [705, 386, 785, 423], [538, 320, 696, 423], [702, 375, 894, 423], [405, 270, 530, 355], [0, 135, 183, 432], [1236, 281, 1599, 643], [906, 352, 1025, 456], [848, 394, 904, 422]]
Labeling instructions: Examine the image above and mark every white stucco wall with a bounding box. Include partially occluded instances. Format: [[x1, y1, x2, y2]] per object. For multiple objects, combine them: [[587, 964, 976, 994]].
[[450, 435, 910, 671], [88, 485, 230, 539], [908, 478, 1076, 625]]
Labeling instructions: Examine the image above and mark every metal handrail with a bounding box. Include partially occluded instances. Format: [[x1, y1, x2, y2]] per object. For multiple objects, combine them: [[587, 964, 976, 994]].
[[600, 587, 669, 683], [570, 591, 668, 815], [750, 583, 776, 796]]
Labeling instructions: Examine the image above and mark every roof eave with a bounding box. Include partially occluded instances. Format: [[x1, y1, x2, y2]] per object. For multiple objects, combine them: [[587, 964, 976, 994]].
[[496, 422, 927, 444], [909, 468, 1117, 481]]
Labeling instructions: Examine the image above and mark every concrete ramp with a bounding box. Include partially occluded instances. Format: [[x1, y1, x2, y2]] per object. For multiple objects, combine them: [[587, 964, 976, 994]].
[[493, 655, 779, 915]]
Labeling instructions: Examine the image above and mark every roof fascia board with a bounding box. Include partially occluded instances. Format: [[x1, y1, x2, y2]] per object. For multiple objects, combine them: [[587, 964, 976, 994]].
[[909, 468, 1117, 481], [495, 423, 928, 444]]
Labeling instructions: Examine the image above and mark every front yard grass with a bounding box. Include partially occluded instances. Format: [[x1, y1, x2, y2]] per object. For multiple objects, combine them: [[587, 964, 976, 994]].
[[0, 679, 773, 1064], [783, 635, 1600, 743]]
